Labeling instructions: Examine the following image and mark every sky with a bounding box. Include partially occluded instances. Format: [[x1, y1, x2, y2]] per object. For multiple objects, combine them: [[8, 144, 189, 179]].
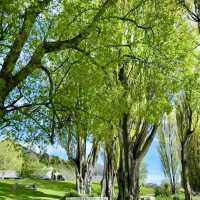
[[144, 137, 165, 184], [47, 137, 166, 185]]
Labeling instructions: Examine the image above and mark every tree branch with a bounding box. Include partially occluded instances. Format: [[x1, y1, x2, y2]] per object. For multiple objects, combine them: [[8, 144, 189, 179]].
[[42, 0, 116, 53], [1, 0, 51, 76]]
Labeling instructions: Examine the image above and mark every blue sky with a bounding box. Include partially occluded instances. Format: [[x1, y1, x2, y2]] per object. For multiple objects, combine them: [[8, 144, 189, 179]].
[[144, 137, 165, 184], [47, 137, 165, 184]]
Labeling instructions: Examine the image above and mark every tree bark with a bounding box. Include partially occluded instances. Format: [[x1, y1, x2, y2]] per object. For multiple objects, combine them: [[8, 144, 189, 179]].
[[101, 143, 116, 200], [73, 137, 98, 195], [117, 150, 140, 200], [117, 114, 141, 200], [181, 142, 192, 200], [117, 113, 157, 200]]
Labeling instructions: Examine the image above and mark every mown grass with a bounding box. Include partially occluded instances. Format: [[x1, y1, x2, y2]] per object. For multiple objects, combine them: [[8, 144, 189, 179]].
[[0, 179, 199, 200], [0, 178, 75, 200], [0, 178, 156, 200]]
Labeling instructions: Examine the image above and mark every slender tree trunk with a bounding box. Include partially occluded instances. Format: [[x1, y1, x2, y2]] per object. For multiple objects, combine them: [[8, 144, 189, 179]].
[[117, 146, 127, 200], [101, 144, 116, 200], [171, 175, 176, 194], [75, 166, 84, 194], [181, 142, 192, 200]]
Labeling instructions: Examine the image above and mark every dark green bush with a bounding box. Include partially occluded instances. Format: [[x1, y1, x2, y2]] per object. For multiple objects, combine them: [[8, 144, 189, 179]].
[[61, 191, 80, 199], [155, 183, 171, 197], [172, 195, 180, 200]]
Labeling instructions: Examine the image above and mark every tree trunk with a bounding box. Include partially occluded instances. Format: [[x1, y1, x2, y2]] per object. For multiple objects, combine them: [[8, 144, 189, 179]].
[[171, 175, 176, 194], [129, 159, 140, 200], [181, 142, 192, 200], [101, 144, 116, 200], [0, 78, 9, 120], [117, 114, 141, 200], [117, 146, 127, 200], [117, 153, 140, 200], [74, 138, 98, 195], [75, 166, 84, 194], [117, 112, 157, 200]]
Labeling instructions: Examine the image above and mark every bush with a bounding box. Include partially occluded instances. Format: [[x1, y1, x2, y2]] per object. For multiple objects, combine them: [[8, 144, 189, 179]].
[[61, 191, 80, 199], [172, 194, 185, 200], [172, 195, 181, 200], [89, 193, 99, 197], [155, 183, 171, 197]]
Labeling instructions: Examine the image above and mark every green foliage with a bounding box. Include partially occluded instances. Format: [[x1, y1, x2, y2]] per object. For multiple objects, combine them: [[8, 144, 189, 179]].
[[0, 139, 23, 174], [188, 129, 200, 192], [157, 112, 180, 192], [63, 191, 80, 198], [1, 0, 200, 198], [155, 184, 171, 197], [21, 153, 46, 178]]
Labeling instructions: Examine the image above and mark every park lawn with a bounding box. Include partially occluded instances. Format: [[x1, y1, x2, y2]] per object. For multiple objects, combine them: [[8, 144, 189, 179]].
[[0, 178, 76, 200], [0, 178, 156, 200], [2, 178, 199, 200]]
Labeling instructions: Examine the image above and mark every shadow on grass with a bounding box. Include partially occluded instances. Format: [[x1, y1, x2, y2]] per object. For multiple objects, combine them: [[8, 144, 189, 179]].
[[18, 179, 75, 193], [0, 182, 61, 200]]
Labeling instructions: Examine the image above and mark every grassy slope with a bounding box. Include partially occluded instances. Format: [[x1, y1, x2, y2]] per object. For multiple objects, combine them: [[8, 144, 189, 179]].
[[0, 178, 75, 200], [0, 178, 155, 200], [0, 179, 199, 200]]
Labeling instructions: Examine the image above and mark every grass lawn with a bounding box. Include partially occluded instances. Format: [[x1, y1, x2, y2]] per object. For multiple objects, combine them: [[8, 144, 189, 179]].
[[0, 178, 155, 200], [0, 178, 75, 200], [0, 179, 199, 200]]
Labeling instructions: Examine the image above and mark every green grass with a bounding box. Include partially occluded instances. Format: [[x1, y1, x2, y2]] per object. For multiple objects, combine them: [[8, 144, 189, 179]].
[[155, 194, 200, 200], [1, 179, 199, 200], [0, 179, 156, 200], [0, 178, 75, 200], [140, 186, 155, 195]]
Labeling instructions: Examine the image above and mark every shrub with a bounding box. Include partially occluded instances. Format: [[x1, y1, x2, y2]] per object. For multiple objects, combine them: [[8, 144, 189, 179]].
[[155, 183, 171, 197], [61, 191, 80, 199], [89, 193, 99, 197], [172, 195, 181, 200]]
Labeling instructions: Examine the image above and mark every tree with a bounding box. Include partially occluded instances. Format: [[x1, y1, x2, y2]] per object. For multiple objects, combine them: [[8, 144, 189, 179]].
[[0, 139, 23, 178], [188, 128, 200, 193], [175, 86, 200, 200], [0, 0, 116, 123], [157, 112, 180, 194], [175, 93, 194, 200], [113, 1, 196, 199], [21, 151, 46, 178], [101, 130, 119, 200], [179, 0, 200, 31]]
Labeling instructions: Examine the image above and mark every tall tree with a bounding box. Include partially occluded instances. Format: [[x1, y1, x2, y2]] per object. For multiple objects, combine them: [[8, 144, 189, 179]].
[[114, 1, 196, 199], [157, 112, 180, 194], [101, 129, 119, 200], [188, 127, 200, 193], [175, 93, 194, 200]]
